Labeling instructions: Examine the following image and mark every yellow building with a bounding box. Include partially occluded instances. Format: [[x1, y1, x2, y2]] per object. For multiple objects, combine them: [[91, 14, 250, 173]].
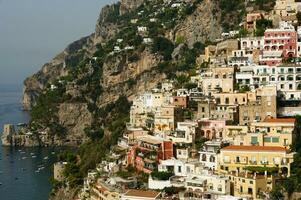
[[219, 145, 294, 176], [248, 118, 295, 147], [228, 172, 275, 200]]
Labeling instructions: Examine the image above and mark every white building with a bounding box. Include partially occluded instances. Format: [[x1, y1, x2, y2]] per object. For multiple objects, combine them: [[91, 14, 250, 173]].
[[199, 140, 228, 171]]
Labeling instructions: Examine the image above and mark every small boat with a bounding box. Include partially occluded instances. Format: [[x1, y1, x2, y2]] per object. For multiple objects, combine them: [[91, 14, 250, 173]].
[[51, 152, 55, 155], [43, 156, 48, 160], [32, 155, 37, 158], [38, 167, 45, 170], [22, 157, 27, 160], [20, 151, 25, 154], [35, 170, 40, 173], [17, 123, 26, 126], [30, 153, 35, 155]]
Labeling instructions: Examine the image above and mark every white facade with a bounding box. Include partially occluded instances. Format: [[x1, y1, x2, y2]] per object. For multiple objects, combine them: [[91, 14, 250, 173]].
[[240, 37, 264, 51], [185, 173, 230, 196], [236, 65, 301, 100]]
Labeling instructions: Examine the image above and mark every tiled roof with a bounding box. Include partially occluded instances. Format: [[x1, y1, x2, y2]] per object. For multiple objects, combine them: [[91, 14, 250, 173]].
[[222, 145, 288, 152], [263, 118, 295, 123], [124, 189, 160, 198]]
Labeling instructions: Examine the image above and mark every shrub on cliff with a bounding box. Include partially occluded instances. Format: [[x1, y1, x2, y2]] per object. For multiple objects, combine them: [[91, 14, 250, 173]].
[[152, 37, 174, 61]]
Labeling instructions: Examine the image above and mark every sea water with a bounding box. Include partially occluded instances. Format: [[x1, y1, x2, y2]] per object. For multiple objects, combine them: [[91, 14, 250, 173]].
[[0, 85, 60, 200]]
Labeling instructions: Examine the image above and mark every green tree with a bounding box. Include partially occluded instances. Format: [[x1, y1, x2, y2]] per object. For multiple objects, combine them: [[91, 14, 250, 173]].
[[270, 186, 284, 200], [152, 37, 174, 61], [297, 12, 301, 26]]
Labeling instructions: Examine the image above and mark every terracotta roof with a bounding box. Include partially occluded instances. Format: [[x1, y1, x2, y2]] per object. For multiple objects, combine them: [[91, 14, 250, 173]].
[[124, 189, 160, 198], [263, 118, 295, 123], [222, 145, 288, 152]]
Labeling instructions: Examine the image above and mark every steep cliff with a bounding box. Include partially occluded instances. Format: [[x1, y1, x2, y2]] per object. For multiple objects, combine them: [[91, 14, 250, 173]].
[[174, 0, 223, 47], [21, 0, 223, 146]]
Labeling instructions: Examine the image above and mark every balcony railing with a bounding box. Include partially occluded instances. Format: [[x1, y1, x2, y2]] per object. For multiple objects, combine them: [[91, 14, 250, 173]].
[[260, 161, 269, 165]]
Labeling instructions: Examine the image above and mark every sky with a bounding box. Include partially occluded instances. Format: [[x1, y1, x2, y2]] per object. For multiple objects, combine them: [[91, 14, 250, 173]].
[[0, 0, 116, 86]]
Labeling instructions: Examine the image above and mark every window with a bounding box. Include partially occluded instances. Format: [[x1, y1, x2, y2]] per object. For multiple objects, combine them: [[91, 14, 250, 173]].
[[236, 156, 240, 163], [225, 98, 229, 104], [284, 139, 288, 146], [202, 107, 205, 112], [248, 188, 253, 195], [178, 166, 182, 173]]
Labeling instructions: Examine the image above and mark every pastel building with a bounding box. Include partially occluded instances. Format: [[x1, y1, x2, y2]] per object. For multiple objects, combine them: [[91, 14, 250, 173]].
[[247, 118, 295, 147], [219, 145, 295, 177], [185, 172, 231, 199], [228, 172, 275, 200], [260, 23, 297, 66], [166, 121, 197, 144], [199, 140, 229, 171], [199, 119, 226, 140]]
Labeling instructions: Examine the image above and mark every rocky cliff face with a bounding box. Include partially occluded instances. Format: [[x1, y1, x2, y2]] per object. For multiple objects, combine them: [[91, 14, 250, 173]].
[[119, 0, 145, 15], [173, 0, 222, 47], [58, 103, 92, 145]]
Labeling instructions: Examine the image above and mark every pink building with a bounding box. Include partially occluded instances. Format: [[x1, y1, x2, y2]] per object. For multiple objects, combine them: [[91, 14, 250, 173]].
[[260, 25, 297, 66], [199, 119, 226, 140]]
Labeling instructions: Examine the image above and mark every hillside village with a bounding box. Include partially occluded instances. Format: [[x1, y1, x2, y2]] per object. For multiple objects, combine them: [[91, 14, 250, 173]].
[[47, 0, 301, 199]]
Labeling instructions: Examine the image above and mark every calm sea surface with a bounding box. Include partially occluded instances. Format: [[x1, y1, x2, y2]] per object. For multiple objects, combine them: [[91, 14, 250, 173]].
[[0, 85, 62, 200]]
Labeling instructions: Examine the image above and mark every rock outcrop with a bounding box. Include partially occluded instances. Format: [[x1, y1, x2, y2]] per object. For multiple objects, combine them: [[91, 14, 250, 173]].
[[119, 0, 145, 15], [58, 103, 92, 145], [174, 0, 222, 47]]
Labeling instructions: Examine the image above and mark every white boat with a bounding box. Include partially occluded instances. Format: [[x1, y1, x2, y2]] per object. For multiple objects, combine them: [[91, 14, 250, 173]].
[[43, 156, 48, 160], [32, 155, 37, 158], [22, 157, 27, 160]]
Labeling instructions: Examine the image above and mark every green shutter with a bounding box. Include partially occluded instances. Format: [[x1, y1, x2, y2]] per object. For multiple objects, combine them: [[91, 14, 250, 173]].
[[264, 137, 271, 143], [251, 136, 258, 144], [272, 137, 279, 143]]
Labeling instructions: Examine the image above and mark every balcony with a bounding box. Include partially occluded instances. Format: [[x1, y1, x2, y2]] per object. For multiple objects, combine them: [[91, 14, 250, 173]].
[[249, 160, 257, 165]]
